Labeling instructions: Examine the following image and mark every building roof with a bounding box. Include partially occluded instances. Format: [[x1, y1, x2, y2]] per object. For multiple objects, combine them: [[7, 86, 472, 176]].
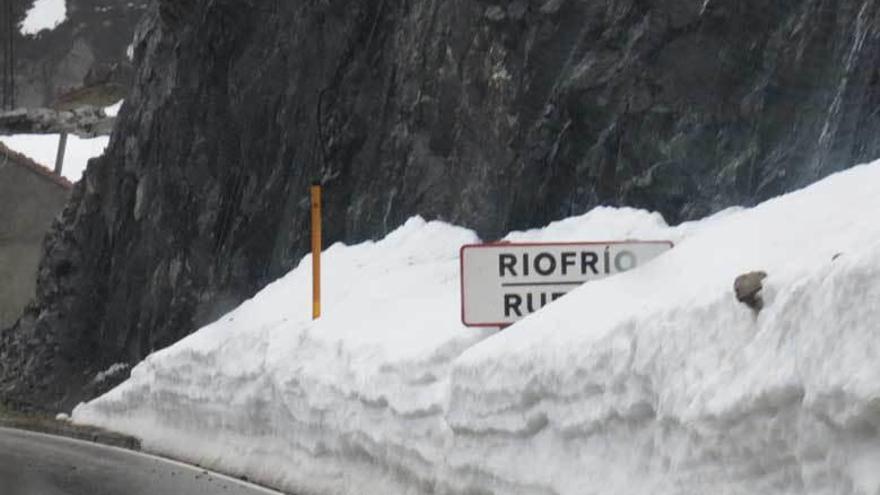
[[0, 141, 73, 190]]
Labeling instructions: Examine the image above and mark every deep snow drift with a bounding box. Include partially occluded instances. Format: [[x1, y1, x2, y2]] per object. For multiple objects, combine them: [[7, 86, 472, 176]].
[[74, 161, 880, 495]]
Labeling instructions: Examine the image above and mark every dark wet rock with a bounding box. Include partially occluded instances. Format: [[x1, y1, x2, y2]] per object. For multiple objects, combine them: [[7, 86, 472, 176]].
[[485, 6, 507, 22], [6, 0, 880, 410], [11, 0, 148, 109]]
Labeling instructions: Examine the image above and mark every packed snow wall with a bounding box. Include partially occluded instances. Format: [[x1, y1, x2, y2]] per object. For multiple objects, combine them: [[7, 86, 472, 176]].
[[73, 161, 880, 495], [6, 0, 880, 410]]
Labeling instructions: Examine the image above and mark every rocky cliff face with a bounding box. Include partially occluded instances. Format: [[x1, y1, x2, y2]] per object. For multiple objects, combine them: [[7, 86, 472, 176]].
[[5, 0, 880, 411], [12, 0, 148, 108]]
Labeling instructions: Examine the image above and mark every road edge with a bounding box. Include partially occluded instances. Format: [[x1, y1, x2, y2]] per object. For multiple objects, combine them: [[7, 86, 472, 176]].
[[0, 414, 140, 450], [0, 427, 288, 494]]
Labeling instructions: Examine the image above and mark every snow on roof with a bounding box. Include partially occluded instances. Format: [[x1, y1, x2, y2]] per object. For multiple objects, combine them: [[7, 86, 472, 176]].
[[0, 133, 111, 183], [20, 0, 67, 36], [0, 141, 72, 189], [0, 102, 119, 182]]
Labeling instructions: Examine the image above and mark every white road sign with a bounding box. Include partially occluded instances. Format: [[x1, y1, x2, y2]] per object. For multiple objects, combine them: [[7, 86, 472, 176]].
[[460, 241, 674, 327]]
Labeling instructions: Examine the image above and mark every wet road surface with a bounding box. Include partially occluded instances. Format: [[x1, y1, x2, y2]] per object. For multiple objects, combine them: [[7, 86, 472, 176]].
[[0, 427, 285, 495]]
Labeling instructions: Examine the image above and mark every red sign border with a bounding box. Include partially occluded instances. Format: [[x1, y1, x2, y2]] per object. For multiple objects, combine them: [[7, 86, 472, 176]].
[[460, 240, 675, 328]]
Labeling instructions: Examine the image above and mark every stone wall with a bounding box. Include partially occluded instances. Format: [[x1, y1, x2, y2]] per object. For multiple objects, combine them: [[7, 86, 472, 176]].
[[0, 144, 70, 329]]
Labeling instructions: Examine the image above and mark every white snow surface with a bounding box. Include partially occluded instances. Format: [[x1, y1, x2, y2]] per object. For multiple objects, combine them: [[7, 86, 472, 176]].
[[0, 134, 109, 182], [103, 101, 123, 117], [20, 0, 66, 35], [74, 161, 880, 495], [0, 103, 121, 182], [91, 363, 130, 385]]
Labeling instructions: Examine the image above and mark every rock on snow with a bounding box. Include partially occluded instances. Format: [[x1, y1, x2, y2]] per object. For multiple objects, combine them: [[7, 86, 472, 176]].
[[74, 161, 880, 494]]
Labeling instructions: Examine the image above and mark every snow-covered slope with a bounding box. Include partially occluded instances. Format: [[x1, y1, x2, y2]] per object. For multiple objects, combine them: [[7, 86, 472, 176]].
[[74, 161, 880, 495]]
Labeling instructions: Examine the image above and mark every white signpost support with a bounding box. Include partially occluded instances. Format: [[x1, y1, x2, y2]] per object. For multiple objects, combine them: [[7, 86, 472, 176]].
[[460, 241, 673, 327]]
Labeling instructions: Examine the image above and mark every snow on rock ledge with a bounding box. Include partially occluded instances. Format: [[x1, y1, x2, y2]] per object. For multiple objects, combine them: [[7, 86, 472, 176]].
[[20, 0, 67, 35], [74, 163, 880, 495]]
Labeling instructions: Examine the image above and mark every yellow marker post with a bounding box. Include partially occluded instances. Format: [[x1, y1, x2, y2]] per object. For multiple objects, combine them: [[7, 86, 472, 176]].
[[311, 183, 322, 320]]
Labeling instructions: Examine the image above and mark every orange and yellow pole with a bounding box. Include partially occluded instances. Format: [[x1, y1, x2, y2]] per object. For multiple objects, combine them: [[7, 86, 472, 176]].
[[310, 183, 322, 320]]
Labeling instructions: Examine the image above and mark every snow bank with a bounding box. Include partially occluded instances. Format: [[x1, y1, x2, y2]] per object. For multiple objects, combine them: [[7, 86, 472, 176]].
[[74, 162, 880, 495], [20, 0, 66, 35]]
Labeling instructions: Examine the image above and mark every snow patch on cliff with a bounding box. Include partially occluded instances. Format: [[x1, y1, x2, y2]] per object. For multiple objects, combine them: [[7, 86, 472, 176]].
[[73, 161, 880, 495], [20, 0, 66, 35]]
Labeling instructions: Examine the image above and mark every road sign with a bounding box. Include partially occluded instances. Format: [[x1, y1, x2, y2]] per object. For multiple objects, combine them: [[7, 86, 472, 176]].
[[460, 240, 673, 327]]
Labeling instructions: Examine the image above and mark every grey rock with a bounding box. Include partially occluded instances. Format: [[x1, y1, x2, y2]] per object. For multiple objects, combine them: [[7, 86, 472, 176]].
[[508, 1, 529, 21], [540, 0, 566, 15], [11, 0, 148, 109], [735, 271, 768, 312], [485, 6, 507, 22]]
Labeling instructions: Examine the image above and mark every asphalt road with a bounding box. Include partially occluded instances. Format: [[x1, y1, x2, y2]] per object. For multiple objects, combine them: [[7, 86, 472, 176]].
[[0, 427, 285, 495]]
